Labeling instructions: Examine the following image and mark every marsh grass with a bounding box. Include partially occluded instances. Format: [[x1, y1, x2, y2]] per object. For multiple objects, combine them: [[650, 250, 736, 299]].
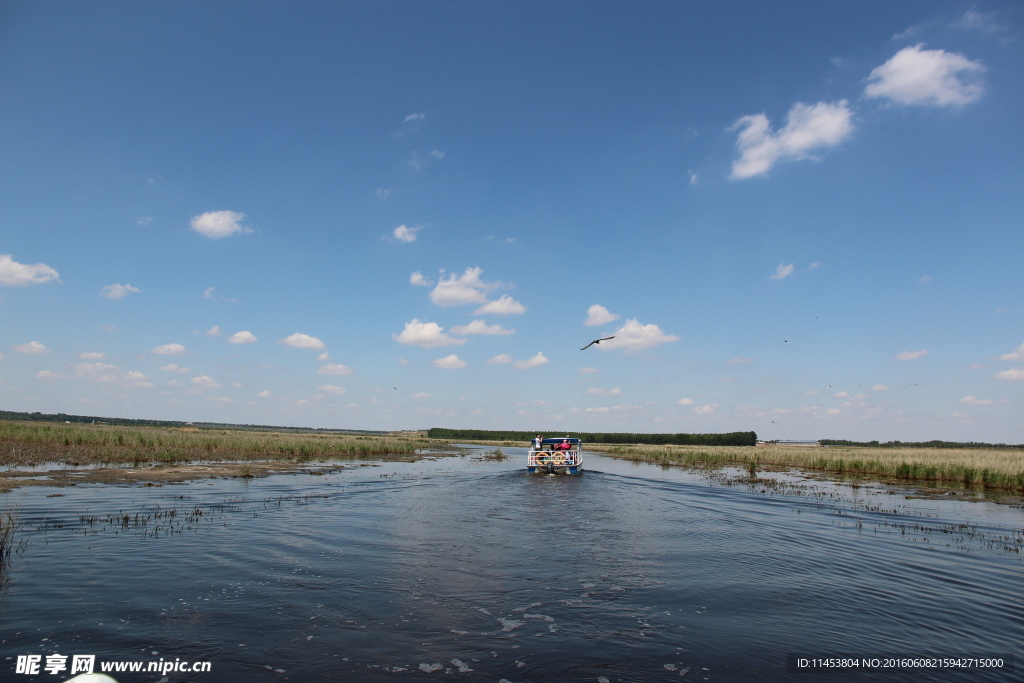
[[0, 420, 430, 467], [591, 443, 1024, 491]]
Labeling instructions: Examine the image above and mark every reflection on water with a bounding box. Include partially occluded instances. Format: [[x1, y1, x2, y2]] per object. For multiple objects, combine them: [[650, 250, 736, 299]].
[[1, 447, 1021, 682]]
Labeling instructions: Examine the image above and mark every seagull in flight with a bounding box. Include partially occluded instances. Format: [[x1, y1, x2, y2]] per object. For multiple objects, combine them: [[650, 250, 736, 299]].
[[581, 336, 615, 350]]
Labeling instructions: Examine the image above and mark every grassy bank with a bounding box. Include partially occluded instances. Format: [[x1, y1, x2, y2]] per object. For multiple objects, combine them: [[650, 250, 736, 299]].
[[591, 443, 1024, 491], [0, 420, 431, 466]]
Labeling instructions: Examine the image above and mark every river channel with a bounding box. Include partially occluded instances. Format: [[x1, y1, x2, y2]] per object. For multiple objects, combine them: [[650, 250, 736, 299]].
[[1, 446, 1021, 682]]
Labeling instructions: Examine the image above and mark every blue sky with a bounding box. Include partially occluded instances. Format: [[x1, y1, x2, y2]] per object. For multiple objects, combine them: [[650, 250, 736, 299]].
[[1, 1, 1022, 441]]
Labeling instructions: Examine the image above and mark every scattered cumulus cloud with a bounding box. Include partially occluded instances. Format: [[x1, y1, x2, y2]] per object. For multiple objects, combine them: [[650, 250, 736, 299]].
[[677, 398, 695, 406], [580, 367, 599, 374], [392, 319, 466, 348], [993, 367, 1024, 381], [228, 330, 258, 344], [409, 271, 432, 287], [279, 333, 326, 351], [392, 224, 421, 243], [429, 267, 497, 306], [475, 295, 527, 315], [257, 390, 271, 398], [833, 391, 850, 397], [770, 263, 795, 280], [919, 276, 932, 284], [101, 283, 140, 300], [0, 254, 61, 287], [826, 408, 841, 415], [191, 375, 221, 388], [375, 188, 392, 201], [413, 392, 431, 399], [598, 319, 679, 352], [14, 341, 50, 354], [450, 320, 515, 336], [206, 326, 221, 337], [514, 352, 549, 370], [728, 100, 853, 179], [136, 216, 152, 226], [433, 354, 467, 369], [36, 370, 61, 380], [996, 341, 1024, 361], [958, 396, 993, 406], [317, 351, 330, 361], [160, 364, 190, 374], [587, 387, 621, 396], [865, 45, 985, 107], [487, 354, 513, 364], [203, 287, 216, 299], [872, 384, 889, 391], [727, 356, 753, 365], [78, 352, 105, 360], [151, 343, 186, 355], [318, 363, 353, 376], [190, 210, 251, 239], [318, 385, 347, 396], [584, 304, 620, 327], [895, 349, 928, 361], [693, 404, 718, 415]]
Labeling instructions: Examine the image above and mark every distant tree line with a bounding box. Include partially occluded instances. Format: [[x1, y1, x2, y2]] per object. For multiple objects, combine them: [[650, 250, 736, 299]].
[[0, 410, 384, 435], [428, 428, 758, 447], [820, 439, 1024, 450]]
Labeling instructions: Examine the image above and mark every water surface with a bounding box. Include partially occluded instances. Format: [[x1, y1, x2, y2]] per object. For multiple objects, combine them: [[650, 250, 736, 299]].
[[2, 447, 1021, 682]]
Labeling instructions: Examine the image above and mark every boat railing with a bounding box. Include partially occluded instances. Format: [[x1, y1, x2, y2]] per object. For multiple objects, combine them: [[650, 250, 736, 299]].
[[528, 448, 579, 466]]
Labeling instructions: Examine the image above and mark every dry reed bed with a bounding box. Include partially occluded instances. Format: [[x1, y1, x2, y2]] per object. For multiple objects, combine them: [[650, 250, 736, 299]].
[[0, 420, 430, 466], [590, 443, 1024, 491]]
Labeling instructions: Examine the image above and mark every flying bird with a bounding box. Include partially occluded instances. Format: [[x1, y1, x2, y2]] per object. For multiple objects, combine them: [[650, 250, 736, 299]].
[[580, 336, 614, 350]]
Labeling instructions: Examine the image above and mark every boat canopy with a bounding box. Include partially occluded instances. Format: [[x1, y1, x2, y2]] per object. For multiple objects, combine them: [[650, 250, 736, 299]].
[[537, 437, 580, 445]]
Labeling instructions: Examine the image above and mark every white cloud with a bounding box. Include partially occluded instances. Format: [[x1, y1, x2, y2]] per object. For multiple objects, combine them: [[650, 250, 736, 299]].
[[587, 387, 621, 396], [770, 263, 795, 280], [392, 224, 420, 243], [599, 319, 679, 352], [78, 352, 105, 359], [409, 271, 432, 287], [375, 188, 392, 200], [279, 333, 326, 351], [993, 367, 1024, 381], [123, 370, 152, 387], [729, 100, 853, 179], [996, 341, 1024, 361], [895, 349, 928, 361], [318, 363, 354, 376], [160, 364, 191, 374], [826, 408, 841, 415], [584, 304, 620, 327], [514, 352, 549, 370], [580, 367, 599, 374], [137, 216, 152, 226], [865, 45, 985, 107], [677, 398, 695, 406], [727, 356, 753, 365], [689, 171, 699, 185], [430, 150, 445, 159], [203, 287, 216, 299], [151, 343, 187, 355], [872, 384, 889, 392], [487, 354, 513, 364], [190, 210, 250, 239], [475, 295, 527, 315], [392, 319, 466, 348], [803, 390, 821, 396], [958, 396, 993, 406], [14, 341, 51, 354], [833, 391, 850, 397], [450, 319, 515, 336], [0, 254, 61, 287], [318, 385, 347, 396], [74, 362, 150, 386], [430, 267, 497, 306], [36, 370, 61, 379], [317, 351, 330, 361], [191, 375, 221, 388], [228, 330, 258, 344], [206, 325, 221, 337], [433, 354, 467, 369], [693, 404, 718, 415], [919, 275, 932, 284], [413, 392, 431, 399], [101, 283, 141, 300], [257, 390, 271, 398]]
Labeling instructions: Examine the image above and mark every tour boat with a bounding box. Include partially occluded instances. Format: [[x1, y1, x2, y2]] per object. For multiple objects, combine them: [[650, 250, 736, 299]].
[[527, 437, 582, 474]]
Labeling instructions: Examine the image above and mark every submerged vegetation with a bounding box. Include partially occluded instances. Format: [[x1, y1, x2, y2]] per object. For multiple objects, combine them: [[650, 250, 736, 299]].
[[0, 420, 430, 466], [592, 443, 1024, 492]]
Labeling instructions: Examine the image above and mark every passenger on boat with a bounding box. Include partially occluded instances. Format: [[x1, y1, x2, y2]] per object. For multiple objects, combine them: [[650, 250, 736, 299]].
[[533, 434, 543, 449], [556, 439, 571, 451]]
